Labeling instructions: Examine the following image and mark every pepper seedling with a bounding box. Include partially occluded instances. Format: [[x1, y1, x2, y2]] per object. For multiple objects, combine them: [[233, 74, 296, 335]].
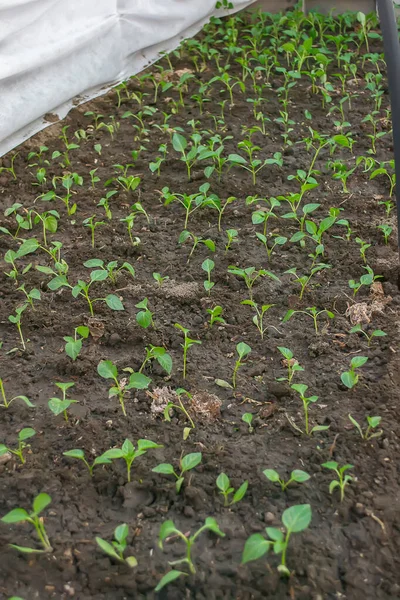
[[348, 265, 382, 296], [322, 461, 353, 501], [348, 414, 382, 440], [242, 504, 312, 577], [340, 356, 368, 389], [96, 523, 137, 568], [1, 493, 52, 553], [160, 387, 195, 431], [152, 452, 202, 493], [48, 382, 77, 422], [0, 428, 36, 464], [174, 324, 202, 379], [228, 266, 279, 300], [242, 412, 254, 433], [290, 384, 329, 436], [101, 439, 162, 483], [207, 305, 226, 328], [0, 378, 35, 409], [153, 272, 169, 287], [276, 347, 304, 384], [139, 345, 172, 375], [97, 360, 151, 416], [8, 304, 28, 350], [263, 468, 310, 491], [202, 258, 215, 295], [241, 300, 275, 339], [135, 298, 154, 329], [349, 324, 386, 347], [64, 325, 89, 361], [283, 306, 334, 335], [216, 473, 248, 506], [63, 449, 113, 476], [83, 258, 135, 284]]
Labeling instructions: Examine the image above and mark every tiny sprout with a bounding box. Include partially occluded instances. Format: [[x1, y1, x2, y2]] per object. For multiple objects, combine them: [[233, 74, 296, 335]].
[[63, 448, 113, 476], [233, 342, 251, 389], [174, 324, 202, 379], [135, 298, 154, 329], [349, 324, 386, 346], [377, 224, 392, 244], [207, 305, 226, 328], [348, 265, 382, 296], [241, 300, 275, 339], [216, 473, 248, 506], [101, 438, 162, 483], [322, 461, 353, 502], [202, 258, 215, 295], [153, 272, 169, 287], [48, 382, 77, 422], [276, 347, 304, 384], [96, 523, 137, 568], [290, 384, 329, 436], [139, 345, 172, 375], [0, 428, 36, 464], [17, 285, 41, 309], [348, 414, 382, 440], [64, 325, 89, 361], [242, 504, 312, 577], [263, 468, 310, 491], [283, 307, 334, 335], [242, 413, 254, 433], [156, 517, 224, 586], [0, 378, 35, 409], [157, 387, 195, 431], [1, 493, 52, 553], [341, 356, 368, 389], [83, 216, 106, 248], [228, 266, 279, 300], [153, 452, 202, 493], [225, 228, 238, 253], [97, 360, 151, 416], [8, 303, 28, 350]]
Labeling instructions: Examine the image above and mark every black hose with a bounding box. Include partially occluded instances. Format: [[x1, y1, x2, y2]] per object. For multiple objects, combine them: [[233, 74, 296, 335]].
[[376, 0, 400, 282]]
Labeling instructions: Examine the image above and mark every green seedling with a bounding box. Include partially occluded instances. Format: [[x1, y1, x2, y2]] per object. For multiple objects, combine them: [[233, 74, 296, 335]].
[[242, 413, 254, 433], [216, 473, 248, 507], [283, 307, 334, 335], [101, 439, 162, 483], [349, 265, 382, 296], [348, 414, 382, 440], [341, 356, 368, 389], [225, 228, 238, 253], [83, 216, 106, 248], [202, 258, 215, 294], [241, 300, 275, 339], [135, 298, 154, 329], [159, 387, 195, 431], [172, 132, 203, 180], [153, 452, 202, 493], [157, 517, 225, 584], [96, 523, 137, 568], [207, 305, 226, 328], [174, 324, 201, 379], [4, 237, 38, 281], [263, 468, 310, 491], [64, 325, 89, 361], [0, 428, 36, 464], [377, 224, 392, 245], [231, 342, 251, 389], [153, 272, 169, 287], [228, 143, 282, 185], [355, 237, 371, 264], [97, 360, 151, 416], [322, 461, 353, 502], [63, 449, 113, 476], [242, 504, 312, 577], [83, 259, 135, 284], [290, 384, 329, 436], [48, 382, 77, 422], [0, 378, 34, 409], [178, 230, 215, 263], [0, 152, 18, 179], [98, 190, 117, 220], [17, 285, 41, 309], [285, 264, 331, 300], [139, 345, 172, 375], [1, 493, 52, 553], [8, 304, 28, 350], [349, 324, 386, 346], [276, 347, 304, 384], [228, 266, 279, 300]]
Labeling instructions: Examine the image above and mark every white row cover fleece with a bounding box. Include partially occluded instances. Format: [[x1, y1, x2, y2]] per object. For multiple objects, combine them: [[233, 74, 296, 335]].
[[0, 0, 256, 157]]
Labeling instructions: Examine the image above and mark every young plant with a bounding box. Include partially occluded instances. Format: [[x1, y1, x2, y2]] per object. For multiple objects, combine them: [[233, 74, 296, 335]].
[[228, 266, 279, 299], [377, 224, 392, 244], [290, 384, 329, 436], [231, 342, 251, 389], [216, 473, 248, 507], [349, 324, 387, 346], [1, 493, 52, 553], [17, 285, 41, 309], [157, 387, 195, 431], [0, 428, 36, 464], [228, 143, 282, 185], [139, 346, 172, 375], [225, 228, 238, 253], [8, 304, 28, 350], [178, 230, 215, 263], [340, 356, 368, 389], [242, 412, 254, 433], [63, 325, 89, 361], [156, 517, 225, 585], [202, 258, 215, 294], [322, 461, 353, 502], [63, 449, 113, 476], [101, 439, 162, 483], [83, 216, 106, 248], [207, 305, 226, 328], [348, 266, 382, 296], [96, 523, 137, 568], [241, 300, 275, 340], [174, 324, 202, 379], [135, 298, 154, 329], [83, 259, 135, 284], [152, 452, 202, 493], [276, 347, 304, 384], [48, 382, 77, 422], [97, 360, 151, 416], [153, 272, 169, 287], [242, 504, 312, 577], [285, 264, 331, 300], [283, 306, 334, 335], [0, 378, 34, 409], [348, 414, 382, 440], [263, 468, 310, 491]]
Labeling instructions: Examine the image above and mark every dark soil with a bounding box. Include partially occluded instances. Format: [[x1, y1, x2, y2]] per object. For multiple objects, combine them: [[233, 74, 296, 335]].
[[0, 9, 400, 600]]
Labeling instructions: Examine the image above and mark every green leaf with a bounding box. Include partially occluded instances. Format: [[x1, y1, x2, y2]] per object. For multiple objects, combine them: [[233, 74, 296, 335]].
[[159, 520, 178, 543], [136, 310, 152, 328], [155, 570, 186, 592], [8, 544, 47, 554], [63, 449, 85, 459], [237, 342, 251, 359], [1, 508, 30, 523], [233, 480, 248, 503], [216, 472, 230, 492], [215, 379, 233, 389], [18, 428, 36, 441], [350, 356, 368, 369], [266, 527, 284, 542], [32, 493, 52, 516], [228, 153, 247, 165], [114, 523, 129, 544], [341, 371, 356, 389], [277, 347, 293, 360], [205, 517, 225, 537], [65, 338, 82, 361], [96, 537, 121, 561], [125, 555, 138, 568], [126, 372, 151, 390], [263, 469, 280, 483], [105, 294, 124, 311], [16, 239, 39, 258], [282, 310, 294, 323], [282, 504, 312, 533], [321, 461, 338, 470], [90, 270, 108, 282], [121, 439, 135, 457], [172, 133, 187, 153], [176, 477, 184, 493], [180, 452, 202, 473], [101, 448, 124, 460], [329, 480, 340, 494], [97, 360, 117, 380], [157, 352, 172, 374], [291, 470, 310, 483], [152, 463, 175, 475], [137, 439, 162, 452], [242, 533, 270, 564]]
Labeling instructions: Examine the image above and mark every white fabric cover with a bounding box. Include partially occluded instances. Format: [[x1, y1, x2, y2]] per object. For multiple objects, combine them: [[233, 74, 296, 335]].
[[0, 0, 255, 156]]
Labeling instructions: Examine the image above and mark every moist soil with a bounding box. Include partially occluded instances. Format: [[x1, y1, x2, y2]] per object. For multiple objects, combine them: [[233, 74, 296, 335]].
[[0, 13, 400, 600]]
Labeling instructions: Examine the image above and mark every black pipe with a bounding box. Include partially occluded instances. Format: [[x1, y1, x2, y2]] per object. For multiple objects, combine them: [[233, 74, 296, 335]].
[[376, 0, 400, 283]]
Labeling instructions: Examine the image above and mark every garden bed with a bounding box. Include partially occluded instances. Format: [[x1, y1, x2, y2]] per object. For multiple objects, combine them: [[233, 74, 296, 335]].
[[1, 7, 400, 600]]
